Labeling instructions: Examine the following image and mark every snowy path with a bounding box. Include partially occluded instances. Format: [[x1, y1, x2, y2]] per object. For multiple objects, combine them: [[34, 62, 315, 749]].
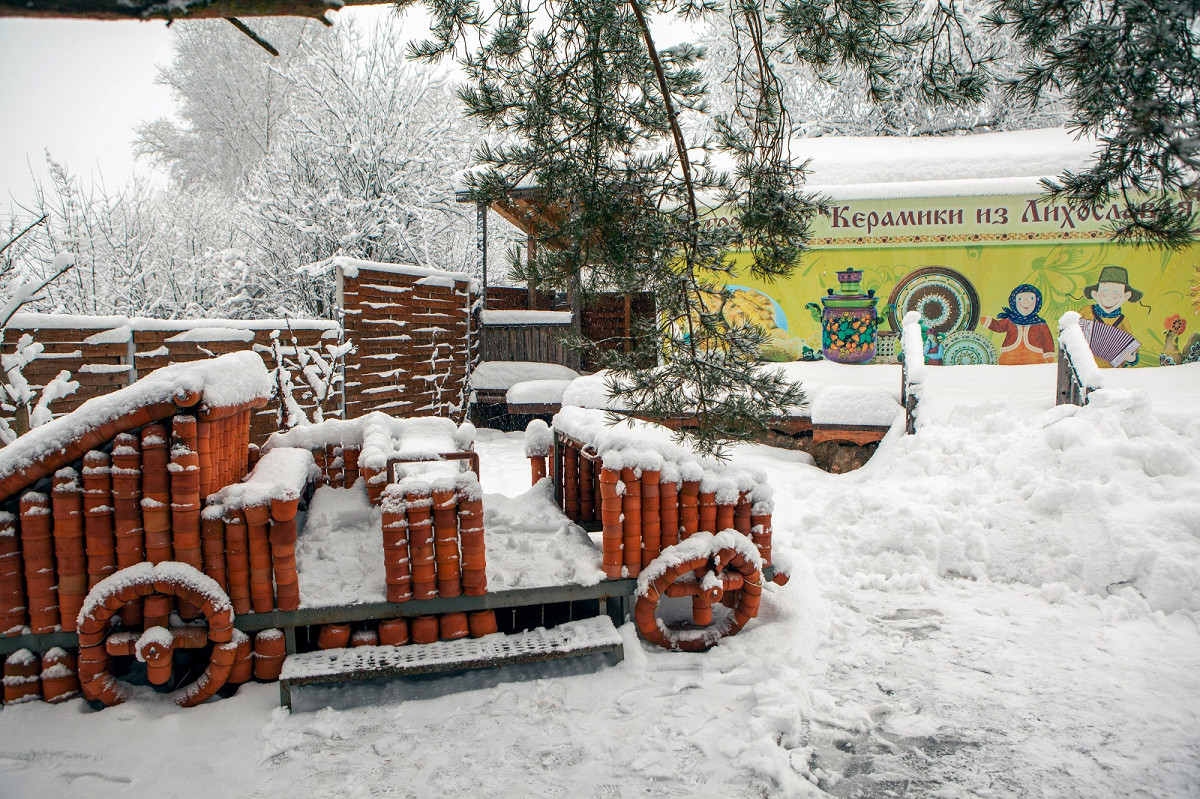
[[2, 391, 1198, 798]]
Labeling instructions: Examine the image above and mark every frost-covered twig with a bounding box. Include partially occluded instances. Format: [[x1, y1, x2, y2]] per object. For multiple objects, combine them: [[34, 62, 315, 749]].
[[269, 320, 353, 428], [0, 333, 80, 444]]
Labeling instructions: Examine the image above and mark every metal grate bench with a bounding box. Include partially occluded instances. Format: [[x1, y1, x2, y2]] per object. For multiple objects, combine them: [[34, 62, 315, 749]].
[[278, 615, 625, 709]]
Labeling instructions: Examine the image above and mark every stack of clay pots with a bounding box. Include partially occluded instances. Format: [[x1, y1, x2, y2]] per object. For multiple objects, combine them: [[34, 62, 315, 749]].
[[0, 397, 266, 640], [253, 628, 286, 681], [380, 478, 489, 604], [19, 492, 57, 633], [554, 434, 775, 580], [0, 646, 80, 706], [311, 611, 497, 652], [203, 490, 304, 616], [0, 513, 24, 635]]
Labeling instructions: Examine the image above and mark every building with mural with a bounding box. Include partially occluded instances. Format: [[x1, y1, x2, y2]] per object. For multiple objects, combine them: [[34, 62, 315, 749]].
[[711, 129, 1200, 368], [469, 127, 1200, 370]]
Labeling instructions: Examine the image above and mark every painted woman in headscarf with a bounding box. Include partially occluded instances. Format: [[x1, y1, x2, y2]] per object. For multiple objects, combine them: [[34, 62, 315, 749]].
[[980, 284, 1056, 365]]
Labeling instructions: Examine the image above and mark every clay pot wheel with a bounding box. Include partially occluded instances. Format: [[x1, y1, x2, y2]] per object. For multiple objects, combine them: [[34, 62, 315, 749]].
[[633, 532, 764, 652], [76, 562, 237, 708]]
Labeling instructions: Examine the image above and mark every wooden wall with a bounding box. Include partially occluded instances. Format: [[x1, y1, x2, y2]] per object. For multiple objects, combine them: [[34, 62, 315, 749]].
[[0, 317, 338, 444], [340, 263, 474, 421]]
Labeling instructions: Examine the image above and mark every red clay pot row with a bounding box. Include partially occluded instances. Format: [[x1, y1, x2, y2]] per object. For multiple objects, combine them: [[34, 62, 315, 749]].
[[0, 512, 25, 634]]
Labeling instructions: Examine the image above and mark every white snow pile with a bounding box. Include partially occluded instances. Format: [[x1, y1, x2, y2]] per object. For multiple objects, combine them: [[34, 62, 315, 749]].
[[786, 386, 1200, 613], [506, 379, 574, 406], [478, 310, 573, 325], [1058, 310, 1104, 390], [0, 351, 272, 483], [208, 447, 319, 508], [809, 385, 901, 427], [559, 370, 631, 411], [471, 361, 581, 392], [523, 419, 551, 457]]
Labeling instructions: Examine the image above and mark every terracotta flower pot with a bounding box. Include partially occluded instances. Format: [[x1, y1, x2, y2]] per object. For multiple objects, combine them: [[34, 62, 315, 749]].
[[317, 623, 352, 650], [410, 615, 439, 645], [468, 610, 498, 638], [438, 611, 469, 640], [378, 618, 409, 646]]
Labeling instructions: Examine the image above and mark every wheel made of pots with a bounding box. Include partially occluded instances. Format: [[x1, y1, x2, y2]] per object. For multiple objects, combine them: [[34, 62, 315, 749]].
[[633, 531, 764, 651], [76, 561, 238, 707]]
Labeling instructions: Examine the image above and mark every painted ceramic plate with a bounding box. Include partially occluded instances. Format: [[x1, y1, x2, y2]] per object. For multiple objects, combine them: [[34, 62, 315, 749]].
[[887, 266, 981, 337], [941, 330, 998, 365]]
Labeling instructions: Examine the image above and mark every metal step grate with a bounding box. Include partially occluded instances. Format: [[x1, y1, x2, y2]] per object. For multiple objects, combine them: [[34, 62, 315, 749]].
[[279, 616, 624, 708]]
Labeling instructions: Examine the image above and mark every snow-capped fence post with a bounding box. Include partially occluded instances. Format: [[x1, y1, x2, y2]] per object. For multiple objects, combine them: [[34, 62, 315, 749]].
[[1056, 311, 1103, 406], [900, 311, 926, 434]]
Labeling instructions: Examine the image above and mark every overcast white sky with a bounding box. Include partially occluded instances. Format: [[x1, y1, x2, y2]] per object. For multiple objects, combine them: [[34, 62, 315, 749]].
[[0, 6, 698, 214]]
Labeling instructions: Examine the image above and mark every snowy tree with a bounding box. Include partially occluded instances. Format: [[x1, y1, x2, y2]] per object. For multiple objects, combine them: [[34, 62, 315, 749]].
[[700, 0, 1069, 138], [269, 324, 354, 428], [135, 19, 319, 194], [243, 19, 478, 317]]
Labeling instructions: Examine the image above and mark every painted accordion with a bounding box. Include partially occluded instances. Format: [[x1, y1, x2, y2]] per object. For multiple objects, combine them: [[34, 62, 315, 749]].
[[1079, 318, 1139, 367]]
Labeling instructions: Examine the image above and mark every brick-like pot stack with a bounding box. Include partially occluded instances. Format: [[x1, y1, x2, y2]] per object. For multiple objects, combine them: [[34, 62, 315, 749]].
[[379, 473, 496, 637], [548, 416, 777, 580]]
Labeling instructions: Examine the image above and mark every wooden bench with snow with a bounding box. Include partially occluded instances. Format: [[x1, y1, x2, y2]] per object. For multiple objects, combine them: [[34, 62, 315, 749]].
[[277, 615, 623, 709]]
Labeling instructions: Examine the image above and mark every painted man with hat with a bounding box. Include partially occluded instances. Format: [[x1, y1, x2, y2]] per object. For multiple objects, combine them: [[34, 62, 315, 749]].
[[1078, 265, 1143, 367]]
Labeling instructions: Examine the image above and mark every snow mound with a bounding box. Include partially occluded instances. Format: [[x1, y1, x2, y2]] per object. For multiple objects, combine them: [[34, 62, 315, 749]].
[[788, 386, 1200, 613]]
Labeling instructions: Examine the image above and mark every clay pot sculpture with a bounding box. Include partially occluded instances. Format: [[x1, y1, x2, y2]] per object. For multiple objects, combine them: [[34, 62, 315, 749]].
[[621, 468, 642, 577], [223, 509, 252, 615], [457, 492, 487, 597], [598, 467, 623, 579], [228, 631, 254, 685], [679, 480, 700, 539], [0, 512, 27, 633], [350, 629, 379, 647], [697, 490, 718, 535], [468, 610, 499, 638], [579, 456, 595, 522], [659, 480, 680, 549], [20, 492, 58, 633]]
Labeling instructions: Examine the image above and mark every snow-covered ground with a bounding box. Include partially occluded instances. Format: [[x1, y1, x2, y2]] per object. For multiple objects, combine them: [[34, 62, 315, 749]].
[[2, 375, 1199, 798]]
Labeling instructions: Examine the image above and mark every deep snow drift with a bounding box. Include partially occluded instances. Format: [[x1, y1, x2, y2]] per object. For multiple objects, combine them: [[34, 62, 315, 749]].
[[0, 380, 1197, 798]]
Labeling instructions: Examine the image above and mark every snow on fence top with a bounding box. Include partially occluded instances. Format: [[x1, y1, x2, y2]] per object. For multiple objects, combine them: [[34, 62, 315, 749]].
[[553, 406, 774, 511], [333, 256, 478, 292], [7, 312, 339, 335], [901, 311, 928, 388], [478, 310, 574, 326], [0, 351, 272, 502], [1057, 311, 1105, 390]]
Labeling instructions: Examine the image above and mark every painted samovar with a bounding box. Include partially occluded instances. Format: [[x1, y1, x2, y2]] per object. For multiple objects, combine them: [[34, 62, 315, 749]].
[[806, 269, 879, 364]]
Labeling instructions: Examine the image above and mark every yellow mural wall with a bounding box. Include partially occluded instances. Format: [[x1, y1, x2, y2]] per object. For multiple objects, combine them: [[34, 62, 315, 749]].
[[718, 194, 1200, 367]]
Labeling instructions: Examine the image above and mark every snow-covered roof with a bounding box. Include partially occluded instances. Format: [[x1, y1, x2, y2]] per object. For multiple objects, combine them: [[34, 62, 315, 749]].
[[0, 351, 273, 502], [457, 127, 1096, 201], [332, 257, 478, 292]]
